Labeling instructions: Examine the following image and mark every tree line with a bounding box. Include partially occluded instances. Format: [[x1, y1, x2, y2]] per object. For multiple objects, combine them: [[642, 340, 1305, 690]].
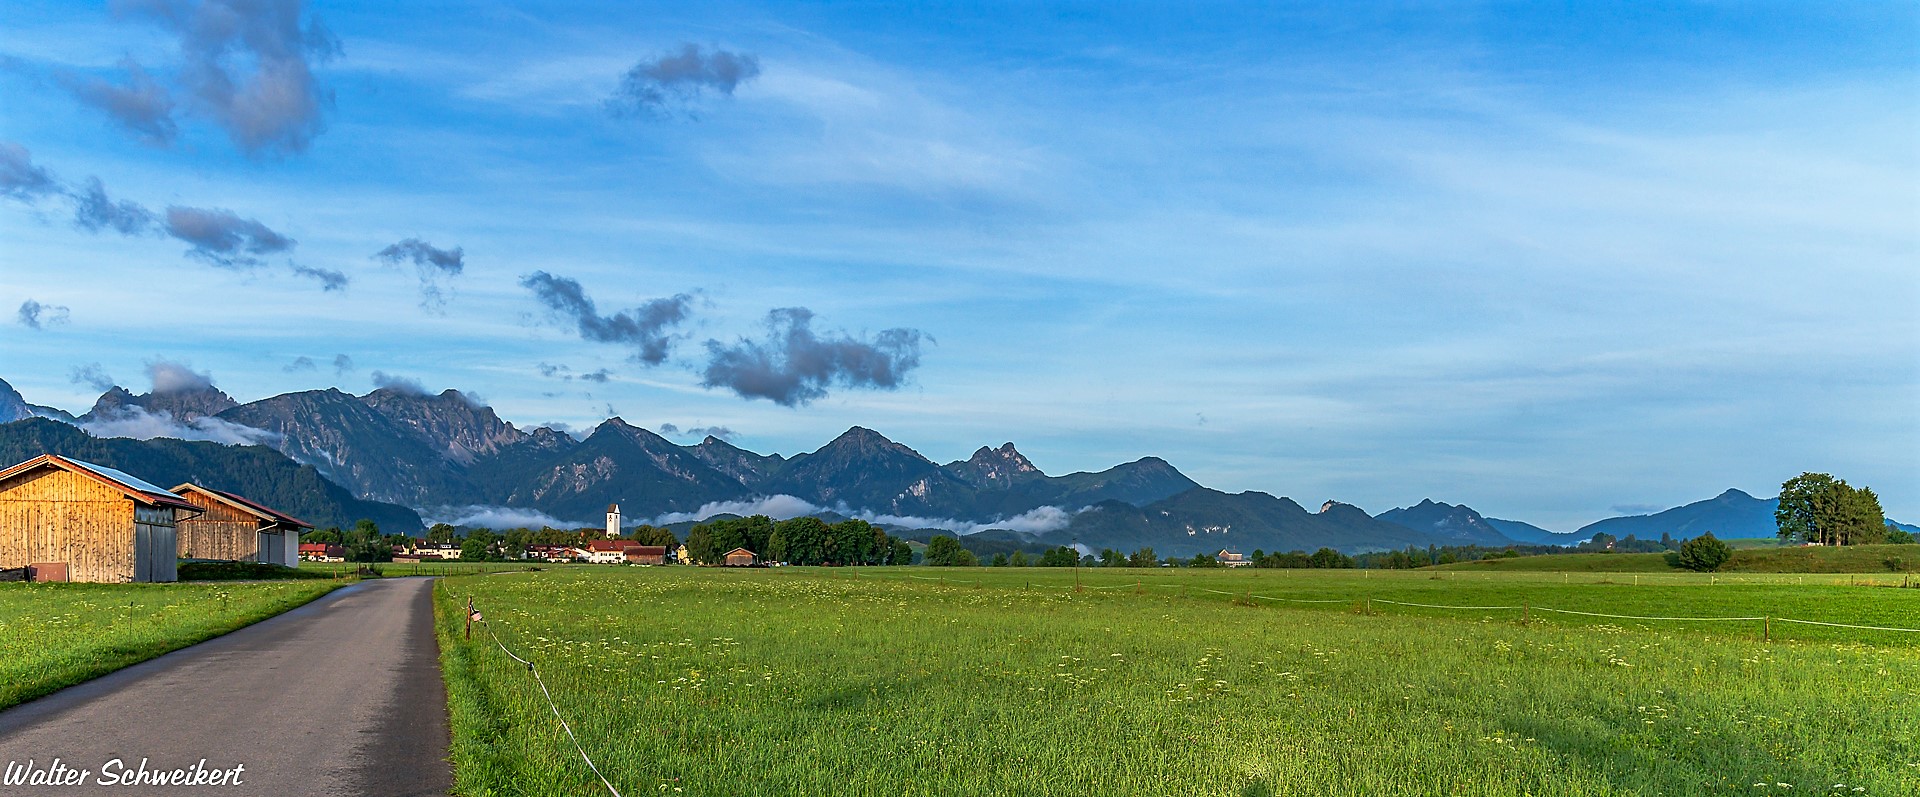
[[684, 515, 913, 566]]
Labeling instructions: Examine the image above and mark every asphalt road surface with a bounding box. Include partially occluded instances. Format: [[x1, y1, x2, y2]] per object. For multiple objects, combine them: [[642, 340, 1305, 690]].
[[0, 577, 450, 796]]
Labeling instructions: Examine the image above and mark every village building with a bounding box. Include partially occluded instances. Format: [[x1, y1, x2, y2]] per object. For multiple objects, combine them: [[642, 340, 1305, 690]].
[[299, 543, 346, 562], [1216, 549, 1251, 568], [0, 454, 201, 582], [417, 542, 462, 560], [606, 503, 621, 539], [624, 545, 668, 565], [580, 539, 633, 564], [171, 483, 311, 567], [722, 547, 757, 567], [522, 544, 574, 562]]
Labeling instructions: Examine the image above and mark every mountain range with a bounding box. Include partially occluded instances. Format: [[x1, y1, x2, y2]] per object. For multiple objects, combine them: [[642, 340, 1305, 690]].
[[1, 376, 1907, 557]]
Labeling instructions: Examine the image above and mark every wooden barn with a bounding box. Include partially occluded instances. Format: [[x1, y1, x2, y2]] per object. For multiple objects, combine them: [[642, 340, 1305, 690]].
[[171, 483, 311, 567], [0, 454, 201, 583], [624, 545, 668, 565], [722, 547, 757, 567]]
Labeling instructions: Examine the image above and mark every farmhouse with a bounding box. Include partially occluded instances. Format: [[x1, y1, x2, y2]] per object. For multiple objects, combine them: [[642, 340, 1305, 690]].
[[723, 547, 757, 567], [1216, 549, 1250, 568], [624, 545, 667, 565], [0, 454, 201, 583], [580, 539, 631, 564], [171, 483, 310, 567], [299, 543, 346, 562]]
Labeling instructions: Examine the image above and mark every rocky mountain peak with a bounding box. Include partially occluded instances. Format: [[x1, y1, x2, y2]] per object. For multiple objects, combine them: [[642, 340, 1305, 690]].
[[359, 386, 523, 465], [85, 382, 238, 422]]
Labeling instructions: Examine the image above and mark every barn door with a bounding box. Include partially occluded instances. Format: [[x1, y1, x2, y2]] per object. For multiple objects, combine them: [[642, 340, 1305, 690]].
[[134, 523, 153, 582], [154, 524, 176, 582]]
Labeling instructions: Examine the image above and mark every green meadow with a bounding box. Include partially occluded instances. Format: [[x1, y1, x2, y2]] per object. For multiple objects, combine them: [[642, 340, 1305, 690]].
[[436, 567, 1920, 796], [0, 579, 341, 709]]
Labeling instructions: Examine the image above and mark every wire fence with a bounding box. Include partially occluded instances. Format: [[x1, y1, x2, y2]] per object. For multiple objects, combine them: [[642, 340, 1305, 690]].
[[468, 597, 624, 797]]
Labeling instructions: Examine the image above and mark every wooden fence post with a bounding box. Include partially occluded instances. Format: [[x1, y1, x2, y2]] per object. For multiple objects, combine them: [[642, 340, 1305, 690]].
[[465, 596, 474, 641]]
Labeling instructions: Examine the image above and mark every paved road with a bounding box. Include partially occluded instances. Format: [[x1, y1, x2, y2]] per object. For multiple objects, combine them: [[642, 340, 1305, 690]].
[[0, 578, 450, 796]]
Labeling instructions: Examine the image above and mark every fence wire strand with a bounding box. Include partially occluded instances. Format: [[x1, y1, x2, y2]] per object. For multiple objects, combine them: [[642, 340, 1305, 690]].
[[473, 603, 624, 797]]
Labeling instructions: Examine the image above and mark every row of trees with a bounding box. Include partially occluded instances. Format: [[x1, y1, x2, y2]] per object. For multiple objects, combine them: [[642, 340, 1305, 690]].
[[685, 515, 913, 566]]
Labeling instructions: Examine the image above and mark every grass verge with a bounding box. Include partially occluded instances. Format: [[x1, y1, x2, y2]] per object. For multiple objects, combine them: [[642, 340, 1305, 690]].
[[0, 579, 342, 709]]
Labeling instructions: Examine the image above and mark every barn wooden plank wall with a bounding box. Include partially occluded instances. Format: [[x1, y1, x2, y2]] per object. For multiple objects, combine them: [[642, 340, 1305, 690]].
[[176, 494, 264, 562], [0, 469, 139, 582]]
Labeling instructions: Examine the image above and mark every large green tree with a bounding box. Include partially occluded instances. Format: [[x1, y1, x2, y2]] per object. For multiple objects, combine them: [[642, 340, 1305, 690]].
[[1776, 473, 1886, 546], [1673, 532, 1733, 572], [923, 535, 965, 567]]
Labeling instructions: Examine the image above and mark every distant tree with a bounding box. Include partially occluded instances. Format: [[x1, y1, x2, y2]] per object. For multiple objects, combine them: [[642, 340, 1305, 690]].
[[1008, 550, 1030, 567], [1308, 548, 1354, 569], [890, 538, 913, 566], [1777, 473, 1887, 546], [991, 552, 1009, 567], [1100, 548, 1125, 568], [776, 517, 832, 565], [1038, 546, 1078, 567], [1674, 532, 1734, 572], [632, 526, 678, 548], [831, 519, 877, 565], [1888, 527, 1916, 545], [1189, 553, 1221, 568], [1437, 551, 1458, 565], [924, 535, 965, 567], [954, 549, 980, 567], [426, 523, 457, 544], [303, 528, 343, 544], [459, 536, 492, 562], [353, 519, 381, 539], [1127, 548, 1158, 568], [685, 525, 718, 565]]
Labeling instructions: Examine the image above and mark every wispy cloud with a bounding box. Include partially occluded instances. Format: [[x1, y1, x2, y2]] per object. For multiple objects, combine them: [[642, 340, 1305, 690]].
[[521, 271, 693, 365], [145, 358, 215, 394], [701, 307, 927, 406], [70, 363, 116, 392], [16, 299, 70, 330], [371, 370, 426, 395], [291, 263, 348, 291], [71, 177, 157, 234], [425, 505, 575, 530], [61, 57, 176, 145], [0, 142, 60, 201], [284, 355, 316, 372], [68, 0, 340, 155], [163, 205, 295, 268], [373, 237, 463, 310], [80, 404, 278, 446], [608, 43, 760, 119], [332, 353, 354, 375]]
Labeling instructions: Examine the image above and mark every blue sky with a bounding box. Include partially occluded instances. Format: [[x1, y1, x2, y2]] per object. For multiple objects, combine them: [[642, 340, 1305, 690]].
[[2, 1, 1914, 530]]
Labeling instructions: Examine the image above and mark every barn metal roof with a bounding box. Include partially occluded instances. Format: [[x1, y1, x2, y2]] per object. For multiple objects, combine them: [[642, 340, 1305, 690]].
[[171, 483, 314, 530], [0, 454, 202, 511]]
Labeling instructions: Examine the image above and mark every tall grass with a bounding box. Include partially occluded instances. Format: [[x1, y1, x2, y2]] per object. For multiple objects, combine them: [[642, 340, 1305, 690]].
[[437, 568, 1919, 796], [0, 580, 341, 709]]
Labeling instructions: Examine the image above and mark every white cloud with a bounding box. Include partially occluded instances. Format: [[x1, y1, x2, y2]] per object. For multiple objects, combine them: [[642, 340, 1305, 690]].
[[838, 503, 1080, 536], [651, 494, 824, 525], [80, 405, 278, 446], [426, 505, 574, 530]]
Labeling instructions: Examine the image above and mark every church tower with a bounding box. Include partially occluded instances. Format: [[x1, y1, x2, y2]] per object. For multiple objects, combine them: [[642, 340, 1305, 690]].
[[606, 503, 621, 539]]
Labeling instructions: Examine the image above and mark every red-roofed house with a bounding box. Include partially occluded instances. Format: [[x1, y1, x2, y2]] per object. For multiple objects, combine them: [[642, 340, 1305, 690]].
[[579, 539, 633, 564], [0, 454, 202, 582], [299, 543, 346, 562]]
